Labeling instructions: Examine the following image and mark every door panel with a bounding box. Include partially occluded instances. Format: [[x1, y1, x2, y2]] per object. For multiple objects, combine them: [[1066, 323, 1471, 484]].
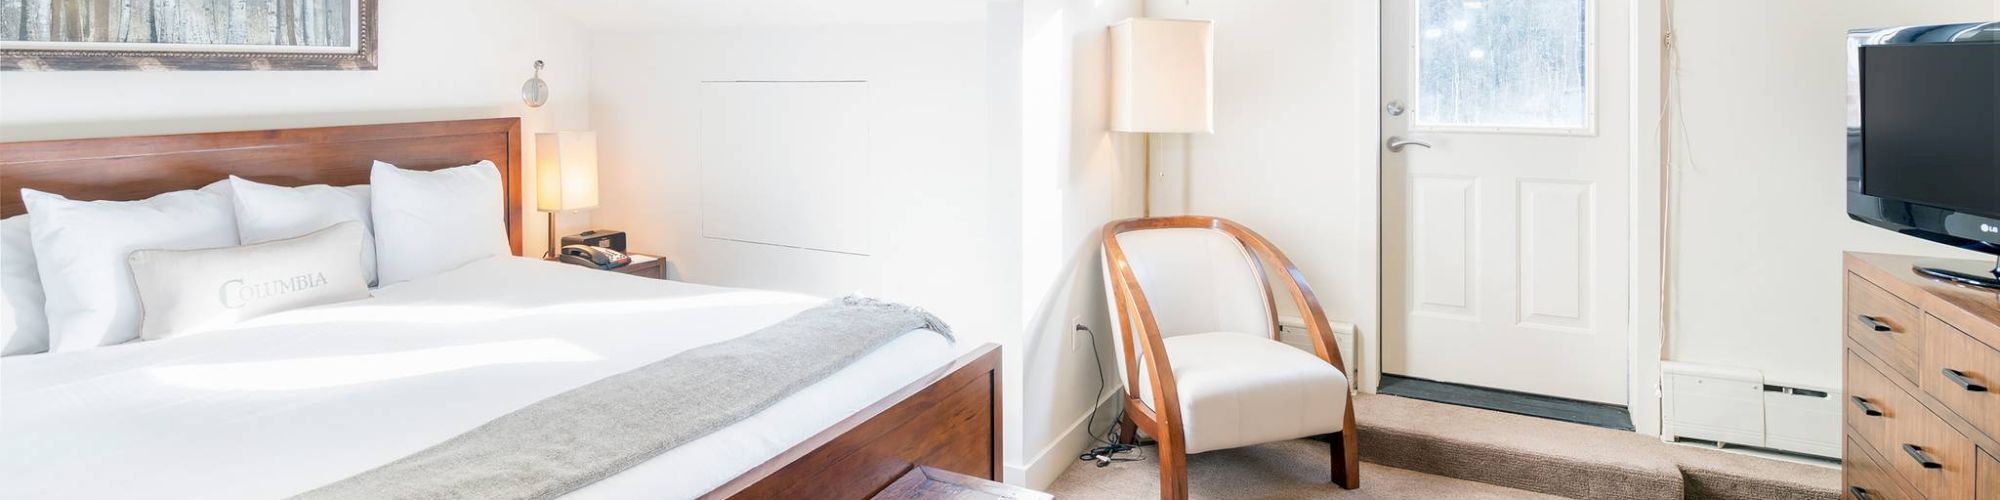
[[1519, 179, 1592, 330], [1410, 174, 1478, 318], [1382, 0, 1631, 405]]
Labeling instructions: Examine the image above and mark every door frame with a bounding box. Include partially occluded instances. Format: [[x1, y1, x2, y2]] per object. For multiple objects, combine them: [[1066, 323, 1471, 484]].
[[1367, 0, 1668, 436]]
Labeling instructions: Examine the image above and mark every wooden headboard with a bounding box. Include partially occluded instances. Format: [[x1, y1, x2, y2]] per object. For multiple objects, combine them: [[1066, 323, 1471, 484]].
[[0, 118, 525, 255]]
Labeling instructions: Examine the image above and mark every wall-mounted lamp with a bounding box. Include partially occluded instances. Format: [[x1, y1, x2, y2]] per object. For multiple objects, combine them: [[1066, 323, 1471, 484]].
[[1110, 18, 1214, 217], [522, 60, 550, 108]]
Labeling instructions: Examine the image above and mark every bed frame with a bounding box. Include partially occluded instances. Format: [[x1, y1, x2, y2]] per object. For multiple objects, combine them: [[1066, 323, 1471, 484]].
[[0, 118, 1004, 499]]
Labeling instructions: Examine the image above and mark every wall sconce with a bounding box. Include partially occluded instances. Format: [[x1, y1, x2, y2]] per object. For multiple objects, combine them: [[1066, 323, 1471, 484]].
[[522, 60, 549, 108]]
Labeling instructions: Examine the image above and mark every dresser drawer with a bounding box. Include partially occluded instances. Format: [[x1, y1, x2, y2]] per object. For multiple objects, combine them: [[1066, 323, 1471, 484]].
[[1885, 398, 1976, 500], [1979, 449, 1998, 500], [1846, 436, 1919, 500], [1848, 351, 1906, 453], [1923, 315, 2000, 444], [1849, 273, 1924, 382]]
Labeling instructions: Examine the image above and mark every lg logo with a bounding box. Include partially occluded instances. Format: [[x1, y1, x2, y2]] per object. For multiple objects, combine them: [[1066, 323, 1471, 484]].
[[1984, 223, 2000, 234]]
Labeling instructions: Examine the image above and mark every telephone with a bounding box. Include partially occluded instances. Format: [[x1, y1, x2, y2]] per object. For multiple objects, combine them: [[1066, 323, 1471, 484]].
[[559, 244, 631, 269]]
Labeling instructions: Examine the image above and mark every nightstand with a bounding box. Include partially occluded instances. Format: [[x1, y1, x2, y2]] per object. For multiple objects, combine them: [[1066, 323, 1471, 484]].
[[551, 253, 669, 280], [610, 254, 668, 280]]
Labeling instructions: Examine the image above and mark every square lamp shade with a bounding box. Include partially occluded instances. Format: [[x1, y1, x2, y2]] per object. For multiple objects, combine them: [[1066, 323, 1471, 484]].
[[1110, 18, 1214, 134], [535, 131, 600, 212]]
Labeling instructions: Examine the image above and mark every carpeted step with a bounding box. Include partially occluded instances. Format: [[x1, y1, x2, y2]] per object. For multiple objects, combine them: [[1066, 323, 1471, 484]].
[[1353, 394, 1837, 500]]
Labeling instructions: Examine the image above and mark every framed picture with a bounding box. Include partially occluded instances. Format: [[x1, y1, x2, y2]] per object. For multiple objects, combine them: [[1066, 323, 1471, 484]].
[[0, 0, 375, 71]]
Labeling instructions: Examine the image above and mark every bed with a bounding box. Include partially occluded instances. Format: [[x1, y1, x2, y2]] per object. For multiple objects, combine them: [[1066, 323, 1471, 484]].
[[0, 118, 1002, 499]]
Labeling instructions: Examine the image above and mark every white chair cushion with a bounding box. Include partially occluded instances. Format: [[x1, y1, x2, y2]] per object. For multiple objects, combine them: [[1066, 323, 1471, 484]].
[[1113, 228, 1272, 339], [1138, 331, 1349, 454]]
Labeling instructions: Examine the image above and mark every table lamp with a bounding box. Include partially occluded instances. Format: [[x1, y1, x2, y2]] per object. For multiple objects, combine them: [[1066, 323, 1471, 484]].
[[536, 131, 600, 259]]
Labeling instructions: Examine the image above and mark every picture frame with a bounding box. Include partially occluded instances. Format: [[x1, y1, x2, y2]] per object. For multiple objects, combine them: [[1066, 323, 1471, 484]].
[[0, 0, 376, 71]]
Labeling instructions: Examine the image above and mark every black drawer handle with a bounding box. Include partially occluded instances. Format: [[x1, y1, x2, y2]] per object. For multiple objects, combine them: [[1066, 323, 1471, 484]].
[[1858, 315, 1892, 332], [1902, 443, 1943, 469], [1942, 368, 1988, 392], [1848, 486, 1870, 500], [1850, 396, 1882, 416]]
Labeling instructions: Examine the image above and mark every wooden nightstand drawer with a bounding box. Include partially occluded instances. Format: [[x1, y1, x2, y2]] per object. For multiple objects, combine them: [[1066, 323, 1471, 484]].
[[1845, 436, 1919, 500], [612, 254, 668, 280], [1923, 315, 2000, 444], [1849, 273, 1924, 383], [1885, 397, 1975, 500]]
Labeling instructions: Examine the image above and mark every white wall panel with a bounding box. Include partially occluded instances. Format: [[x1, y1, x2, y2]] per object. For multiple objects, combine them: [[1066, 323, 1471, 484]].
[[699, 81, 872, 256]]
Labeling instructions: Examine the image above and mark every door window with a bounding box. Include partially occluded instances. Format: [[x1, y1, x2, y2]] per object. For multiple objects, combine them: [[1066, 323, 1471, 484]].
[[1413, 0, 1592, 132]]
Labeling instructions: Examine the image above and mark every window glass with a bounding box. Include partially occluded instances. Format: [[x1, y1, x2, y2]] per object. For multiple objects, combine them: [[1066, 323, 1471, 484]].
[[1415, 0, 1589, 129]]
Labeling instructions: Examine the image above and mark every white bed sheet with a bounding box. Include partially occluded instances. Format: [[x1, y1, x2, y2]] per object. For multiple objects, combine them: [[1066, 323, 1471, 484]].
[[0, 256, 958, 500]]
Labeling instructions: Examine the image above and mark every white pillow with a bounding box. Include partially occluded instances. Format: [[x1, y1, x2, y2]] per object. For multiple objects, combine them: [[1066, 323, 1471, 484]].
[[129, 221, 370, 341], [1, 215, 49, 356], [229, 176, 378, 286], [370, 160, 509, 285], [23, 182, 238, 351]]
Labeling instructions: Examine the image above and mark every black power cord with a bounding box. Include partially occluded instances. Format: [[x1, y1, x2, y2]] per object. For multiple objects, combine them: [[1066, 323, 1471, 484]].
[[1074, 324, 1143, 467]]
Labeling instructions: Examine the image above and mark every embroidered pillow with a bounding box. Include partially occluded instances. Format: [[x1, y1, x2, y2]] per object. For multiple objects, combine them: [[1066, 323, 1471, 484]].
[[128, 221, 370, 341], [229, 176, 378, 286]]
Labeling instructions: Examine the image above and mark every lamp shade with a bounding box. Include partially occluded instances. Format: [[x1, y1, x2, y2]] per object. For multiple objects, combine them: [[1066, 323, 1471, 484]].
[[535, 131, 600, 212], [1110, 18, 1214, 134]]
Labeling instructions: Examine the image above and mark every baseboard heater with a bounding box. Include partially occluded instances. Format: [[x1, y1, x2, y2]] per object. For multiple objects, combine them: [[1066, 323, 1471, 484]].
[[1660, 361, 1840, 458], [1276, 315, 1358, 395]]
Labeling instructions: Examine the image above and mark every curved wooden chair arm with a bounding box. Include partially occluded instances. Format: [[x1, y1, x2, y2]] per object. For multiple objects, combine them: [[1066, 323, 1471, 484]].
[[1210, 219, 1348, 373], [1101, 224, 1186, 438]]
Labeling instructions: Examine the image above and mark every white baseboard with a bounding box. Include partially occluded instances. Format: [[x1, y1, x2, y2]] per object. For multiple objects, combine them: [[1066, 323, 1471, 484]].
[[1005, 388, 1123, 490]]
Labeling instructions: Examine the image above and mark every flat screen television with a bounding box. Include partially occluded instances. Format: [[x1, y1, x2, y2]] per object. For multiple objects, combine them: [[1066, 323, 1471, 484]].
[[1847, 22, 2000, 289]]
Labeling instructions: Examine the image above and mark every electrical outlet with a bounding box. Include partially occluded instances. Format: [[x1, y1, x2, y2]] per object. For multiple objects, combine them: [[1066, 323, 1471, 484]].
[[1071, 315, 1088, 351]]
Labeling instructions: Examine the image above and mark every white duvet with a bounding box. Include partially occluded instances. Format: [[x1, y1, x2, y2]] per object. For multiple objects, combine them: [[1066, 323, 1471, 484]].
[[0, 257, 956, 500]]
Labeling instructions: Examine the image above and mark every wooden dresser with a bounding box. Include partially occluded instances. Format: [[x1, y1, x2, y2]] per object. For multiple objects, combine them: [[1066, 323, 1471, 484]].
[[1844, 253, 2000, 500]]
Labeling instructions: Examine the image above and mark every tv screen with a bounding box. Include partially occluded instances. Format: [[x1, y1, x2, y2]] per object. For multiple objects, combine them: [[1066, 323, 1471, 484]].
[[1859, 43, 2000, 219]]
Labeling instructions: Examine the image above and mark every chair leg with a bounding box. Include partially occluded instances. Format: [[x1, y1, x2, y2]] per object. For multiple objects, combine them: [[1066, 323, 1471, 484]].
[[1118, 412, 1138, 445], [1330, 404, 1360, 489], [1157, 437, 1189, 500]]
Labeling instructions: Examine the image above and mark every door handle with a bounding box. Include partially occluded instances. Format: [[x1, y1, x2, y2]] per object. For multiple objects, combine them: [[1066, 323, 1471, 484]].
[[1848, 486, 1870, 500], [1387, 136, 1432, 152]]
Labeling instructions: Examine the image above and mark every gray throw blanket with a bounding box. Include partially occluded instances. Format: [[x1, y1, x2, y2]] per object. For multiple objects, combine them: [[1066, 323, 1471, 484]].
[[294, 296, 952, 500]]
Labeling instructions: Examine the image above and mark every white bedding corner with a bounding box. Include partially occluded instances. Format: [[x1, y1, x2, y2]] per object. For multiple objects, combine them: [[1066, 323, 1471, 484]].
[[0, 256, 959, 500]]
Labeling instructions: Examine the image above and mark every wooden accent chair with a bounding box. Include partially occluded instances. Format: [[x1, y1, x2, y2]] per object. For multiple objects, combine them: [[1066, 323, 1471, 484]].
[[1100, 216, 1359, 499]]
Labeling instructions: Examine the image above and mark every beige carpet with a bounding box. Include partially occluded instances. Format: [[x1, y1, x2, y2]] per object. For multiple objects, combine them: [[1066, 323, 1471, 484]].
[[1046, 395, 1839, 499], [1045, 438, 1563, 499], [1355, 394, 1836, 500]]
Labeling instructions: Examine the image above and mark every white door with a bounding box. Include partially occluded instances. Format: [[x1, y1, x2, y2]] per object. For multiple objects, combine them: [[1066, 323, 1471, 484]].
[[1381, 0, 1631, 405]]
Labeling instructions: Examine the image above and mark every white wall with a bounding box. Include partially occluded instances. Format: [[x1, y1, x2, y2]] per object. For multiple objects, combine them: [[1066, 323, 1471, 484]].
[[579, 0, 1146, 489], [1664, 0, 1995, 389], [0, 0, 595, 257], [1143, 0, 1381, 390], [581, 10, 996, 346], [580, 0, 1152, 489], [1004, 0, 1145, 487]]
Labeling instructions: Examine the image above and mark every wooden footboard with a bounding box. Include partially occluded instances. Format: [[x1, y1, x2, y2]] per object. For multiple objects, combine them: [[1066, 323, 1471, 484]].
[[705, 343, 1003, 499]]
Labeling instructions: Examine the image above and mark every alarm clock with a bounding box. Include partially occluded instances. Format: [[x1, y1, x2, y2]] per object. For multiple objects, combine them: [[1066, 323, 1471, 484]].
[[560, 229, 626, 252]]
